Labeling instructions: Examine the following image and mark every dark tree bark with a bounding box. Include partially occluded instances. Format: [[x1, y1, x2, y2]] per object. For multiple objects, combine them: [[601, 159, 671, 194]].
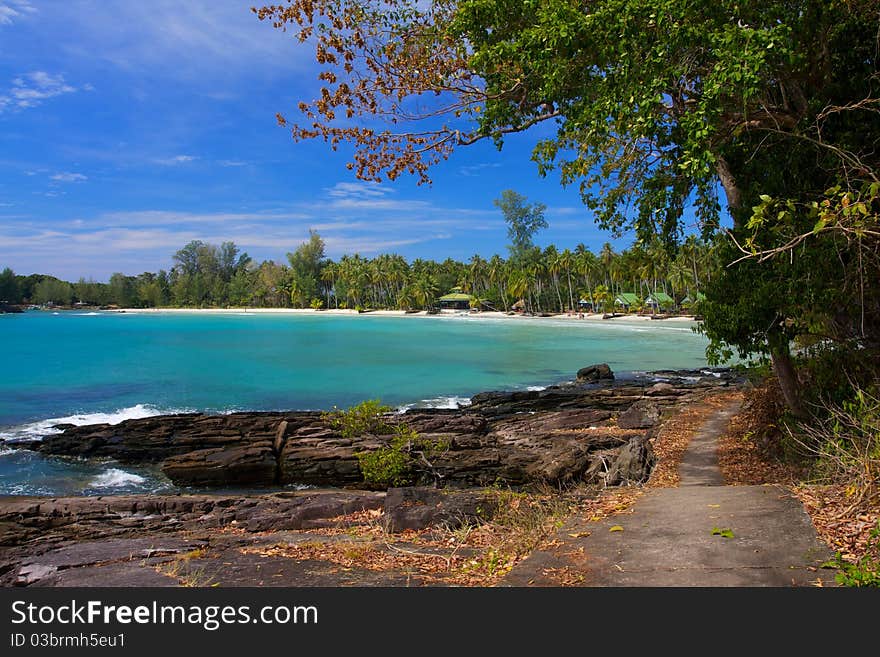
[[768, 329, 807, 419], [716, 156, 744, 228]]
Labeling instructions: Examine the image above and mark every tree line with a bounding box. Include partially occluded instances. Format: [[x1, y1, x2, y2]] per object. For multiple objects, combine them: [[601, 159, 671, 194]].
[[0, 200, 718, 313]]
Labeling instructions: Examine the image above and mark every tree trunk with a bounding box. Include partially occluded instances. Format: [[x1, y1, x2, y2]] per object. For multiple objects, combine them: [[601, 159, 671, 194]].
[[768, 330, 807, 419], [716, 156, 744, 228]]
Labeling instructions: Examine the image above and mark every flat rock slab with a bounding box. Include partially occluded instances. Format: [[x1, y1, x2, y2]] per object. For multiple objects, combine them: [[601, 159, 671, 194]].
[[22, 536, 208, 570], [178, 550, 419, 587], [31, 562, 180, 587], [13, 535, 208, 585], [503, 485, 835, 587]]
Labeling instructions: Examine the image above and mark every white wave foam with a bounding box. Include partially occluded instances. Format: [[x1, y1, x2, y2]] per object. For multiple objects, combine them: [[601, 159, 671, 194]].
[[526, 385, 547, 392], [89, 468, 146, 488], [420, 396, 472, 409], [75, 312, 101, 316], [397, 396, 473, 412], [0, 404, 177, 442]]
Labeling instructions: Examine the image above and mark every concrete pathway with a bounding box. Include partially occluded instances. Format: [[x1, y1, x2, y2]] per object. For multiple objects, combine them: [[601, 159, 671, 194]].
[[503, 401, 836, 586]]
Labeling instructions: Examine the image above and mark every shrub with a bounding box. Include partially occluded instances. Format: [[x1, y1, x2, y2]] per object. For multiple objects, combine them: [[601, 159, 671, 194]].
[[323, 399, 393, 439], [788, 386, 880, 510], [356, 425, 449, 488], [356, 426, 417, 487], [324, 399, 449, 487]]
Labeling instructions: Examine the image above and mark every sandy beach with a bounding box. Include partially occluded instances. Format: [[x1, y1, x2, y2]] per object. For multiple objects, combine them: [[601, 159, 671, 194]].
[[111, 307, 698, 324]]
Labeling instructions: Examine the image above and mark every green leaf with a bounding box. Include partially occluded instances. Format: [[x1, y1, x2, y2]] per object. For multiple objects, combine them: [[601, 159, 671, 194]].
[[711, 527, 734, 538], [812, 218, 827, 234]]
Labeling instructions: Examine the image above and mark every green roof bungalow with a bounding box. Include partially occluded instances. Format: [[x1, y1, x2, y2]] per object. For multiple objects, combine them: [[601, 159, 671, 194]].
[[681, 292, 706, 307], [644, 292, 675, 312], [613, 292, 640, 312], [438, 287, 472, 311]]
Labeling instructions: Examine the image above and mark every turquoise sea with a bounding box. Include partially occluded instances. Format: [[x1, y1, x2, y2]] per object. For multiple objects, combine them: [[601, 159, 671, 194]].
[[0, 310, 710, 495]]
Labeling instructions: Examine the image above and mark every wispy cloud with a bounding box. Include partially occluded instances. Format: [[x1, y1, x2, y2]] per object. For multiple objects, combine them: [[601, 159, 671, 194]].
[[0, 222, 451, 279], [90, 209, 313, 227], [153, 154, 198, 166], [458, 162, 502, 177], [0, 71, 83, 113], [50, 172, 88, 183], [0, 1, 35, 26], [44, 1, 312, 82], [326, 181, 394, 200], [322, 181, 434, 212]]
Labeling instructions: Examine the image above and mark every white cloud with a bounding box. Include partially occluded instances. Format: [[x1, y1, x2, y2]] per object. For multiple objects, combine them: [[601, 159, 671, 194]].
[[322, 181, 436, 212], [0, 1, 35, 26], [153, 154, 198, 166], [0, 223, 451, 279], [92, 209, 313, 227], [458, 162, 502, 177], [50, 172, 88, 183], [219, 160, 247, 167], [42, 1, 312, 82], [326, 181, 395, 199], [0, 71, 82, 113]]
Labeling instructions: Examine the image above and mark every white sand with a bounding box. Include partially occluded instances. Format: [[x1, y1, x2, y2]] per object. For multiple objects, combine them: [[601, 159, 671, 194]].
[[112, 307, 698, 324]]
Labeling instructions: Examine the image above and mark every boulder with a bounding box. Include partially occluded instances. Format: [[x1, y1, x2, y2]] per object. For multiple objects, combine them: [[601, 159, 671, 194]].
[[384, 487, 499, 532], [576, 363, 614, 382], [646, 382, 676, 396], [584, 436, 656, 486], [603, 435, 656, 485], [617, 399, 662, 429]]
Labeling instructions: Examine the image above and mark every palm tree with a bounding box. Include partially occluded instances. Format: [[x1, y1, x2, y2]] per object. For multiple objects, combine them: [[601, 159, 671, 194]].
[[411, 275, 438, 309], [488, 254, 509, 310], [667, 260, 694, 299]]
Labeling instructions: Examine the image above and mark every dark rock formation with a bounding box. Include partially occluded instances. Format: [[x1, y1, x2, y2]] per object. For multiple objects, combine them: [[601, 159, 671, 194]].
[[604, 435, 657, 485], [383, 487, 499, 532], [576, 363, 615, 382], [4, 369, 740, 491], [617, 399, 662, 429]]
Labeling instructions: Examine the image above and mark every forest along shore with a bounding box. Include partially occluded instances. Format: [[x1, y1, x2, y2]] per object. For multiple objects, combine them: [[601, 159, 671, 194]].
[[0, 367, 740, 587], [103, 307, 698, 323]]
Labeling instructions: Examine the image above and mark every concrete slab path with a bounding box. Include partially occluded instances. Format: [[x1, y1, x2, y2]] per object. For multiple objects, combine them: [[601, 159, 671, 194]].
[[503, 400, 836, 586]]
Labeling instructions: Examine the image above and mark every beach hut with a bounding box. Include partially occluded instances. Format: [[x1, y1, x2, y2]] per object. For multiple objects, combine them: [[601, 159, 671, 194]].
[[681, 292, 706, 308], [577, 298, 596, 312], [644, 292, 675, 312], [438, 287, 472, 311], [613, 292, 640, 312]]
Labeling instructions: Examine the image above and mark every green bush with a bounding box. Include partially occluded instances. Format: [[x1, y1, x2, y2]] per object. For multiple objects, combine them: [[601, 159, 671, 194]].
[[356, 426, 417, 487], [355, 426, 449, 488], [324, 399, 449, 487], [323, 399, 393, 439]]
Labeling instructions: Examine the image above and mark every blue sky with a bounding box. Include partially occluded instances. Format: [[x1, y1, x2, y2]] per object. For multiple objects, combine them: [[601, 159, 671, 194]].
[[0, 1, 651, 281]]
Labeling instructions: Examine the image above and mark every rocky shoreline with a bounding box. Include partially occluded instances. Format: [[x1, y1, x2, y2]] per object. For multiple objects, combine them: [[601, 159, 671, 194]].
[[6, 367, 738, 491], [0, 366, 742, 587]]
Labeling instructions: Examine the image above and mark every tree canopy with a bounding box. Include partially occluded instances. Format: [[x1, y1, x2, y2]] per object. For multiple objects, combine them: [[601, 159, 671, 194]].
[[494, 189, 547, 262], [255, 0, 880, 416]]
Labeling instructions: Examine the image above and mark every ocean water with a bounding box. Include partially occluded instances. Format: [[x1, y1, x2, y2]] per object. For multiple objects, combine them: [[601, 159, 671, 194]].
[[0, 310, 710, 495]]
